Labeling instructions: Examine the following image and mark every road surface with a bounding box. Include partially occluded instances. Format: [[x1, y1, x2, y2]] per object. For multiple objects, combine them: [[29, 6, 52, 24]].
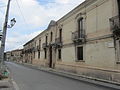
[[6, 62, 116, 90]]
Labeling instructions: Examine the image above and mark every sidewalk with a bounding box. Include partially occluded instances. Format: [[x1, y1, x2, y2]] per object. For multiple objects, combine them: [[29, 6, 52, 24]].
[[18, 62, 120, 90], [0, 78, 14, 90], [0, 65, 14, 90]]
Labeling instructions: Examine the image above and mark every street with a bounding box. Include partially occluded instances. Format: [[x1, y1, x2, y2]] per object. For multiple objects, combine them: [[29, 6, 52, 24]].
[[6, 62, 116, 90]]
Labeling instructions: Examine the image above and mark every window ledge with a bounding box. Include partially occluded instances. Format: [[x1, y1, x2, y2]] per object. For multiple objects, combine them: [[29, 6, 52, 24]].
[[75, 60, 85, 62]]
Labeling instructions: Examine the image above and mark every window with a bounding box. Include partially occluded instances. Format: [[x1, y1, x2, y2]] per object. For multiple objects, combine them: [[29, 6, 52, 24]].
[[44, 48, 47, 59], [50, 32, 53, 42], [39, 39, 41, 49], [35, 41, 37, 47], [78, 18, 83, 38], [58, 49, 61, 60], [59, 29, 62, 42], [34, 51, 35, 59], [118, 40, 120, 62], [46, 36, 48, 44], [77, 47, 83, 60], [118, 0, 120, 16], [38, 51, 40, 59]]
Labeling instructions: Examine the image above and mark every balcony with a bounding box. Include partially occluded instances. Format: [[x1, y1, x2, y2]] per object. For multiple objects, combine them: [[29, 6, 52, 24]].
[[55, 37, 62, 48], [42, 43, 48, 49], [72, 30, 85, 43], [110, 15, 120, 37], [37, 46, 40, 51]]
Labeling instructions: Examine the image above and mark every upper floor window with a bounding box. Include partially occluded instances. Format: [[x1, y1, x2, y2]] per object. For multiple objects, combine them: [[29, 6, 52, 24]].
[[78, 18, 83, 38], [50, 32, 53, 42], [118, 0, 120, 15], [39, 39, 41, 49], [59, 29, 62, 42], [46, 36, 48, 44], [35, 41, 36, 47]]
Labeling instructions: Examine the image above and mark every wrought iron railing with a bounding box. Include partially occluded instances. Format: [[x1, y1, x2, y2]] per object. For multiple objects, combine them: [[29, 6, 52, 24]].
[[55, 37, 62, 43], [109, 15, 120, 32], [42, 43, 47, 49], [72, 30, 85, 42]]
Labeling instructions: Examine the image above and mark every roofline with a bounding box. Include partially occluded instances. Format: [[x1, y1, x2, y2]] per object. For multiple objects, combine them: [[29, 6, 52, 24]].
[[23, 0, 96, 46], [57, 0, 95, 23]]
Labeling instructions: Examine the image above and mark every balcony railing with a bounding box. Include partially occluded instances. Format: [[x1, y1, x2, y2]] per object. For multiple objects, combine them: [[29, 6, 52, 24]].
[[55, 37, 62, 48], [42, 43, 48, 49], [72, 30, 85, 43], [109, 15, 120, 36], [55, 37, 62, 43], [37, 46, 40, 51]]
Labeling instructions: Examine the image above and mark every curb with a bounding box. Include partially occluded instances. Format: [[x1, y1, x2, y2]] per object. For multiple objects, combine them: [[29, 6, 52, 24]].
[[0, 77, 14, 90], [18, 62, 120, 90]]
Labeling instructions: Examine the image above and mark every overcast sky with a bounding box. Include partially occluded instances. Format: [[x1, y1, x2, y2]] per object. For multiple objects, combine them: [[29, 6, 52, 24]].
[[0, 0, 85, 51]]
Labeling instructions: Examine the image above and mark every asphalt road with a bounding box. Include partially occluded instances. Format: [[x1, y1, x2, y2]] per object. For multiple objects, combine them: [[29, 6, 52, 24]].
[[6, 62, 116, 90]]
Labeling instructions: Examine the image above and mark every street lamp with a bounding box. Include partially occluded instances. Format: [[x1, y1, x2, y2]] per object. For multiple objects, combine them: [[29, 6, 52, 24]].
[[0, 18, 16, 77], [7, 18, 16, 28], [0, 31, 2, 40]]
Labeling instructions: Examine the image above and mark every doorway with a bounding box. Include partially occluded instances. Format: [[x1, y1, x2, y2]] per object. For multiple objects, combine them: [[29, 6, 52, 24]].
[[49, 46, 52, 68]]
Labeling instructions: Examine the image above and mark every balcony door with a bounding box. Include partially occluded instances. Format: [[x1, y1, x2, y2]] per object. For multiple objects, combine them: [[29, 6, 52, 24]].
[[78, 18, 83, 38]]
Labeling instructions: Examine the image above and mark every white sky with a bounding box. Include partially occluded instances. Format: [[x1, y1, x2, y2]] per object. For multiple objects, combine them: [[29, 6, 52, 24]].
[[0, 0, 85, 51]]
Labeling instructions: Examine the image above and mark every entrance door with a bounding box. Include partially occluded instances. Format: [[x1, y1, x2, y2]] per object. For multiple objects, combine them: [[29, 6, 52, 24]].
[[49, 46, 52, 68]]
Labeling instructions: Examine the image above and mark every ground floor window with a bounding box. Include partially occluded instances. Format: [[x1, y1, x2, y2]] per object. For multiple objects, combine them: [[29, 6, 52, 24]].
[[44, 49, 47, 59], [38, 51, 40, 59], [34, 51, 35, 59], [115, 40, 120, 63], [77, 46, 83, 60], [58, 49, 61, 60]]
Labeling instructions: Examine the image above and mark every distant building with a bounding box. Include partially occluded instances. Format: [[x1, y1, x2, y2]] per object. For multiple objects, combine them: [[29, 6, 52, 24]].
[[23, 0, 120, 83], [23, 39, 34, 64], [0, 31, 2, 48], [5, 49, 23, 63], [5, 51, 11, 61]]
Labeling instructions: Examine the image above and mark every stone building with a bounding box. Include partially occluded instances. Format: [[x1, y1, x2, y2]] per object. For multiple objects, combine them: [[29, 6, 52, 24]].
[[5, 51, 11, 61], [6, 49, 23, 63], [23, 0, 120, 82], [23, 39, 35, 63]]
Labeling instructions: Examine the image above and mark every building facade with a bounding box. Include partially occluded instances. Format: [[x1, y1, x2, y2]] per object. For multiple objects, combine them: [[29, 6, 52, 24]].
[[6, 49, 23, 63], [5, 51, 11, 61], [23, 0, 120, 82]]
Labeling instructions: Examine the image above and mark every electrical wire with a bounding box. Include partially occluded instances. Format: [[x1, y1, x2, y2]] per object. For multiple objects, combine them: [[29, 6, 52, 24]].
[[0, 5, 7, 8], [0, 9, 4, 15], [15, 0, 28, 27]]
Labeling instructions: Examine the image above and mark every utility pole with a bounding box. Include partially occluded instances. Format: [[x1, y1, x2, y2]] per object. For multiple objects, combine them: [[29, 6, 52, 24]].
[[0, 0, 11, 72]]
